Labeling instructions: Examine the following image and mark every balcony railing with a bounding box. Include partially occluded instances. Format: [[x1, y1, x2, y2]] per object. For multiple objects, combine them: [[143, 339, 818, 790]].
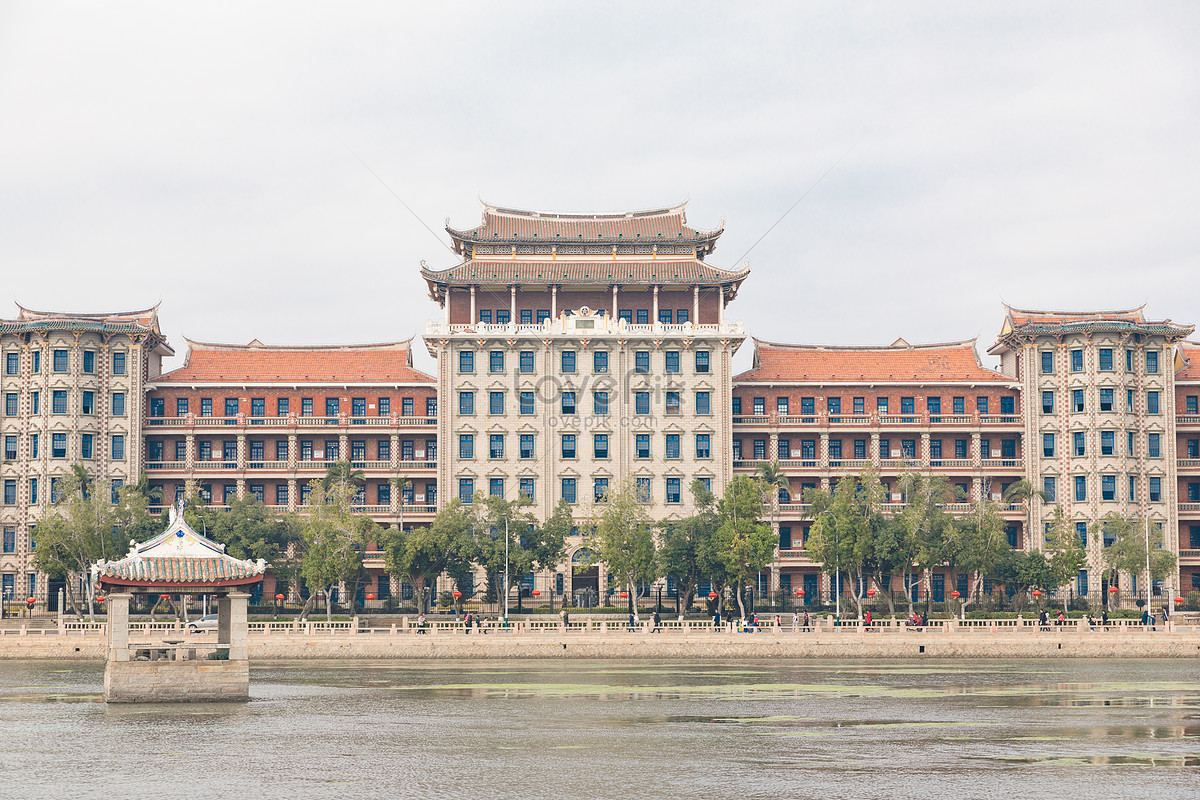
[[1179, 458, 1200, 469], [147, 414, 437, 429], [733, 411, 1022, 428], [1180, 549, 1200, 559], [1177, 414, 1200, 426], [144, 459, 438, 472], [426, 319, 745, 338], [1179, 503, 1200, 512]]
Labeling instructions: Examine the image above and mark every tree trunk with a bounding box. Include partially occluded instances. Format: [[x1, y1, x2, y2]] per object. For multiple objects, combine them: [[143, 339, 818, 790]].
[[325, 586, 333, 623], [299, 593, 317, 621], [735, 585, 746, 620], [904, 570, 915, 616]]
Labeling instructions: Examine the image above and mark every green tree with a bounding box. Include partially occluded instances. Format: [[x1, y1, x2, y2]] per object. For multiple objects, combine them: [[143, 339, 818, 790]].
[[473, 493, 537, 615], [658, 480, 719, 614], [992, 549, 1050, 610], [1001, 478, 1046, 555], [755, 460, 789, 602], [1043, 505, 1087, 612], [892, 472, 958, 615], [531, 499, 573, 596], [585, 477, 658, 620], [945, 496, 1007, 617], [713, 475, 776, 619], [299, 480, 375, 621], [385, 499, 477, 614], [1100, 511, 1176, 604], [184, 495, 303, 595], [322, 460, 365, 493]]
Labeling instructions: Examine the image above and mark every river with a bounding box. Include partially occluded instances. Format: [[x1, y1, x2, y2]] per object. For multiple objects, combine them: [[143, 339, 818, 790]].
[[1, 659, 1197, 799]]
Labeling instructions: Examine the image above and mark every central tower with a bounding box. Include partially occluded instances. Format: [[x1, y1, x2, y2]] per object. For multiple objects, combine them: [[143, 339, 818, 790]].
[[422, 202, 748, 527]]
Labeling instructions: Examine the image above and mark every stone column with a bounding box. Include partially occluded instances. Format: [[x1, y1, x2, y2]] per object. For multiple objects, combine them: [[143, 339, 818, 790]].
[[469, 285, 476, 322], [218, 592, 250, 661], [971, 432, 982, 468], [106, 592, 132, 662], [185, 434, 196, 470], [652, 285, 659, 323], [870, 433, 881, 467]]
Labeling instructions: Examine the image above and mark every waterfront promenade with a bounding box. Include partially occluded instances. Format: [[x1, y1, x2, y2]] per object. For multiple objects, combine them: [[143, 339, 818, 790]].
[[3, 615, 1199, 660]]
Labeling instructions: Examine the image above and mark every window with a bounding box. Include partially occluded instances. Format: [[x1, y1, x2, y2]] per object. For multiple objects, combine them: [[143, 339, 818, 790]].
[[175, 441, 187, 461], [1149, 477, 1161, 502], [1190, 439, 1200, 459], [112, 351, 125, 375], [594, 433, 609, 459], [901, 439, 916, 459], [3, 481, 13, 505], [1041, 391, 1054, 414], [4, 353, 16, 376], [1076, 522, 1088, 548], [696, 433, 711, 458], [900, 397, 915, 414], [1188, 396, 1199, 415], [1043, 476, 1056, 502], [489, 392, 504, 415], [4, 394, 15, 416], [828, 397, 842, 415], [426, 397, 437, 417], [377, 439, 389, 461], [562, 478, 576, 504], [635, 392, 650, 415], [29, 433, 37, 458], [1072, 389, 1084, 413], [877, 397, 889, 414], [3, 528, 15, 552], [976, 396, 989, 414], [666, 391, 681, 415], [1127, 389, 1134, 411], [495, 310, 509, 325], [952, 396, 964, 414], [459, 434, 474, 459], [732, 397, 742, 415], [228, 397, 242, 418], [1102, 475, 1115, 501], [1073, 431, 1085, 456], [81, 391, 94, 415], [76, 432, 92, 459], [634, 351, 649, 374], [350, 398, 366, 420], [665, 351, 680, 373], [276, 440, 289, 461], [1148, 433, 1160, 458], [53, 349, 68, 372], [753, 397, 765, 415], [519, 478, 535, 502], [1041, 351, 1054, 374], [519, 351, 534, 373], [459, 479, 474, 503], [1126, 349, 1135, 372], [2, 436, 14, 460], [695, 351, 710, 373], [636, 477, 651, 503], [560, 350, 576, 373], [520, 434, 534, 459], [635, 434, 650, 459], [636, 309, 648, 324], [299, 440, 312, 461], [955, 439, 968, 459], [593, 351, 608, 373], [459, 391, 475, 415], [298, 398, 310, 417], [459, 350, 475, 373], [696, 391, 710, 415], [488, 350, 504, 374], [519, 391, 534, 415], [594, 478, 610, 502], [30, 392, 38, 415], [112, 392, 126, 416], [594, 391, 609, 415], [666, 478, 681, 504], [1000, 396, 1015, 415], [1043, 433, 1055, 457], [666, 434, 681, 459], [879, 438, 890, 459], [519, 309, 532, 325], [1099, 348, 1113, 371], [1129, 476, 1136, 502], [276, 484, 290, 507], [561, 392, 576, 415], [561, 434, 576, 459], [489, 478, 504, 498], [732, 439, 742, 460], [1147, 391, 1159, 414], [489, 434, 504, 459], [52, 433, 66, 459], [1099, 388, 1113, 412], [1100, 430, 1114, 456], [659, 309, 673, 324], [1074, 475, 1086, 502], [1070, 349, 1083, 372], [1146, 350, 1159, 374]]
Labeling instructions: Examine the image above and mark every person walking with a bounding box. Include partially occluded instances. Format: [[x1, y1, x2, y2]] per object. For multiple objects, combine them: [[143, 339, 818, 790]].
[[652, 610, 661, 633], [791, 611, 799, 633], [865, 610, 872, 629], [802, 610, 810, 630], [463, 611, 472, 633]]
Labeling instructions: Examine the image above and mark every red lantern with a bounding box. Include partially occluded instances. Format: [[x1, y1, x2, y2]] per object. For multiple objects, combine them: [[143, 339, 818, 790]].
[[1032, 590, 1042, 598], [867, 589, 876, 597], [1109, 587, 1119, 594], [366, 593, 376, 601], [1175, 596, 1185, 604], [619, 592, 628, 599], [708, 592, 719, 599], [26, 597, 36, 607], [160, 594, 171, 600], [452, 590, 462, 599], [95, 595, 105, 603], [797, 588, 805, 597], [950, 590, 960, 599], [532, 589, 541, 597], [275, 593, 285, 602]]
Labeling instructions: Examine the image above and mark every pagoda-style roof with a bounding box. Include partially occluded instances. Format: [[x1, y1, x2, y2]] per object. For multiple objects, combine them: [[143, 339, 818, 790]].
[[152, 338, 434, 386], [1, 302, 173, 355], [735, 338, 1012, 384], [446, 201, 724, 257], [421, 258, 750, 290], [990, 304, 1193, 354], [94, 505, 266, 590]]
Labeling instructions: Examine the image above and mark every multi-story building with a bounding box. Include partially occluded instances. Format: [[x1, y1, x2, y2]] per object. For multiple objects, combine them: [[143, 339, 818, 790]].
[[1, 305, 172, 608], [732, 338, 1025, 602], [990, 305, 1194, 603], [421, 202, 747, 599], [1174, 341, 1200, 593], [142, 339, 437, 600]]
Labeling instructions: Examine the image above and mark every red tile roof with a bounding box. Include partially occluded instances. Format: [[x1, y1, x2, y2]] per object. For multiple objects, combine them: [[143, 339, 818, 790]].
[[12, 302, 163, 327], [422, 258, 749, 287], [1176, 342, 1200, 382], [1004, 304, 1146, 326], [154, 340, 434, 384], [991, 304, 1193, 354], [2, 303, 173, 354], [447, 202, 723, 254], [735, 339, 1010, 384]]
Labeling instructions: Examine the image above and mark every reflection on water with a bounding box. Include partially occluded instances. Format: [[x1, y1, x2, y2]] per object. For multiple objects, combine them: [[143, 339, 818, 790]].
[[1, 659, 1198, 799]]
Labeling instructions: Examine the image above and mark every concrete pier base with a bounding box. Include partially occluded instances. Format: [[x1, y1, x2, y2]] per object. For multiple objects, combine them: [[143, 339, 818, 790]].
[[103, 659, 250, 702]]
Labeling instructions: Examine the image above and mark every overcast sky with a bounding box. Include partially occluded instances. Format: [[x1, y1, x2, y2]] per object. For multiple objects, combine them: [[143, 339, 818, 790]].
[[2, 2, 1198, 375]]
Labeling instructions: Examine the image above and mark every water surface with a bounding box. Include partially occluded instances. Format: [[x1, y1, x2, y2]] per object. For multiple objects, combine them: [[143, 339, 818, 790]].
[[1, 659, 1198, 799]]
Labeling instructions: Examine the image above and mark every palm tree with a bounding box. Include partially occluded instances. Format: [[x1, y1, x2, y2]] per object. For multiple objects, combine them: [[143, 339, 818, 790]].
[[131, 472, 164, 506], [322, 460, 366, 494], [391, 476, 413, 532], [1001, 478, 1047, 552], [756, 460, 790, 605]]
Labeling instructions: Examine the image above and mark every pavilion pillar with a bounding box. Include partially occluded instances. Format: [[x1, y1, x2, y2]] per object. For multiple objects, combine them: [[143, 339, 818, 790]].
[[106, 592, 132, 662], [693, 285, 699, 323], [218, 592, 250, 661], [510, 285, 517, 323], [469, 285, 476, 323], [612, 285, 618, 318], [551, 285, 558, 318], [652, 285, 659, 323]]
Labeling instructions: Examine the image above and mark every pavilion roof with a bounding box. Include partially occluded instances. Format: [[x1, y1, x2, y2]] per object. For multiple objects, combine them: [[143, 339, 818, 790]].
[[153, 339, 434, 385], [94, 504, 266, 589], [446, 201, 723, 256], [990, 304, 1193, 353], [420, 258, 749, 288], [0, 302, 173, 354], [735, 338, 1011, 384]]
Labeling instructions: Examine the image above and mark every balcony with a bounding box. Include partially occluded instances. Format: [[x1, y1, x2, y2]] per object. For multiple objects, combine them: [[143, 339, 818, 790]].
[[426, 318, 745, 338], [1179, 503, 1200, 513], [146, 414, 437, 430], [143, 459, 438, 473], [732, 411, 1021, 429], [1179, 458, 1200, 470], [1180, 549, 1200, 561], [1177, 414, 1200, 427]]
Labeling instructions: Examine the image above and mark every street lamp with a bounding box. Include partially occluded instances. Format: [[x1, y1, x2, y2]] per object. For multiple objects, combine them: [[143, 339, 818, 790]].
[[815, 509, 840, 622], [503, 513, 510, 624]]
